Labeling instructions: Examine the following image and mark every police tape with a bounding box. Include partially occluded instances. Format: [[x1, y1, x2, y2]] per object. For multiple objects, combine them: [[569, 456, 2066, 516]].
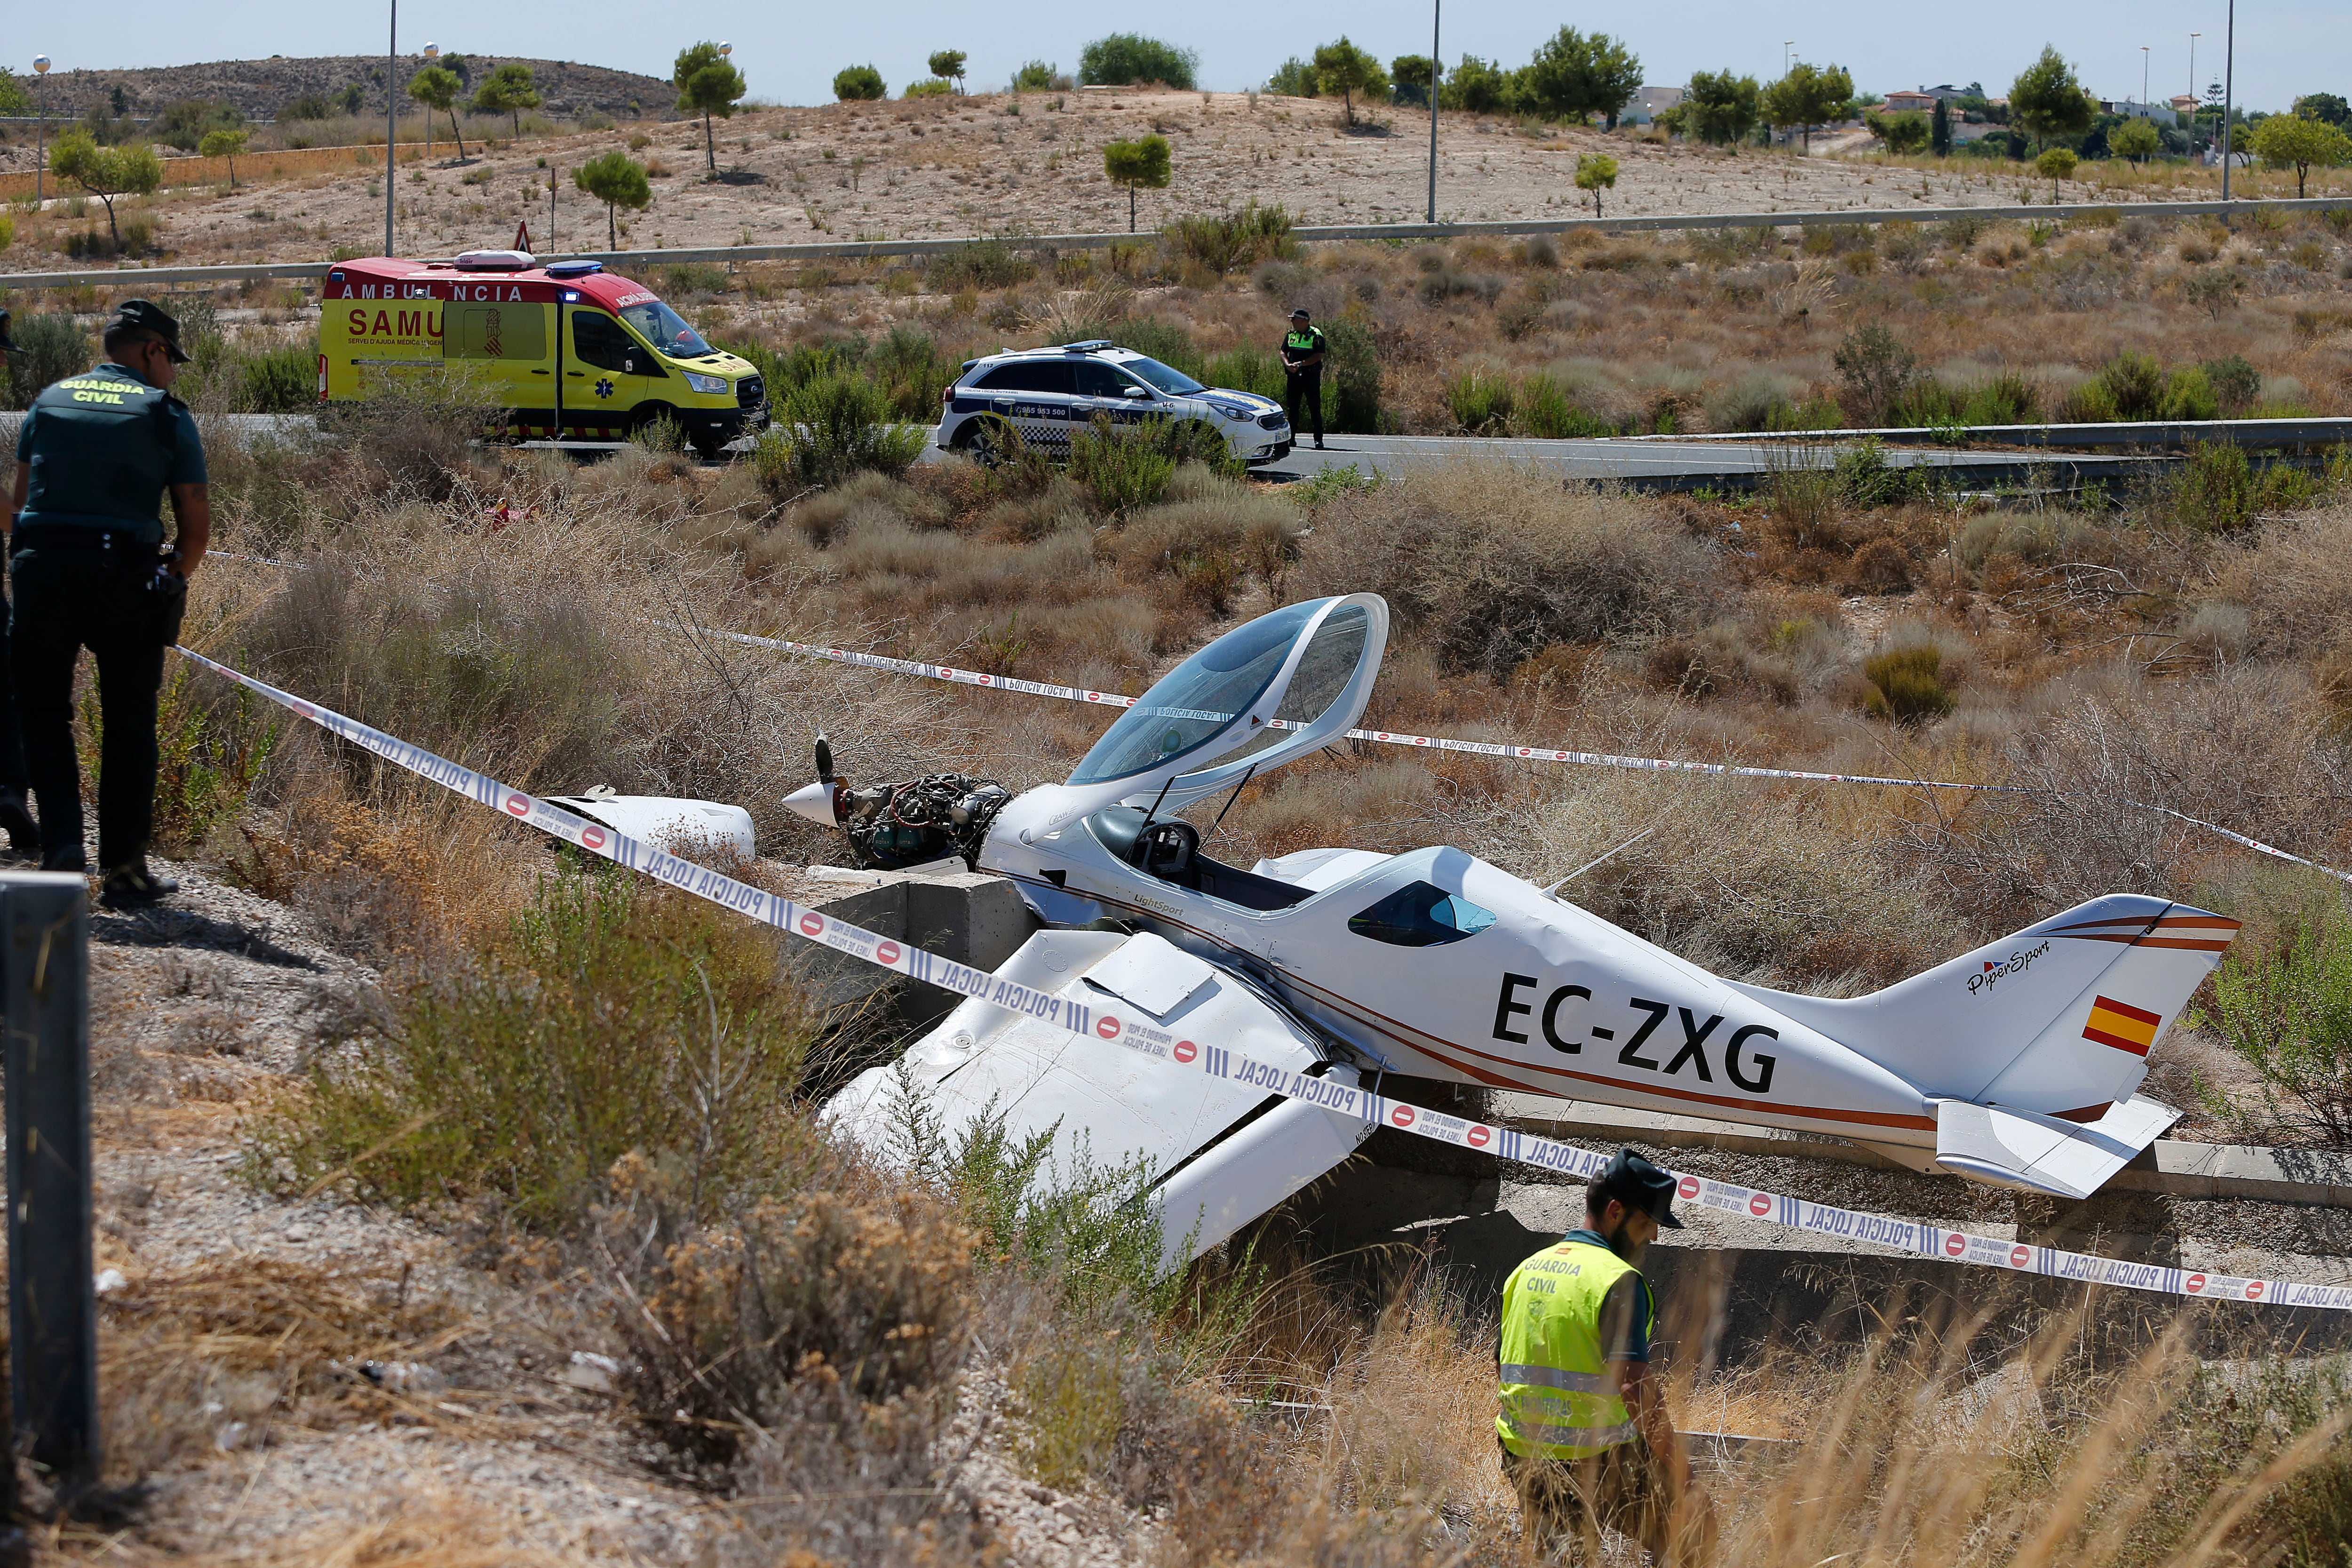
[[169, 642, 2352, 1314], [657, 621, 2352, 888]]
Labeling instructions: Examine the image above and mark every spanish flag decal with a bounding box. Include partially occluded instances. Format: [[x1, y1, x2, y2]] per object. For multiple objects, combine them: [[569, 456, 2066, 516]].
[[2082, 995, 2163, 1056]]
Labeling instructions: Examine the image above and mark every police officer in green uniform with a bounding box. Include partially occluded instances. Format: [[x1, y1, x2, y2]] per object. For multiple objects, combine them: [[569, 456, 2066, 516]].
[[0, 310, 41, 860], [1497, 1150, 1714, 1565], [1280, 307, 1327, 451], [6, 300, 209, 907]]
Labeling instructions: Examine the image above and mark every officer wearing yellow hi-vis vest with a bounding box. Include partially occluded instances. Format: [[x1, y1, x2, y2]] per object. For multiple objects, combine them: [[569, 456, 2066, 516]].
[[1497, 1150, 1713, 1565]]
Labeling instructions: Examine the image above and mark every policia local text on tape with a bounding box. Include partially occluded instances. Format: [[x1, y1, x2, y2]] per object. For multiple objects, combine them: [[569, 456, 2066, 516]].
[[6, 299, 209, 908], [1498, 1150, 1717, 1566]]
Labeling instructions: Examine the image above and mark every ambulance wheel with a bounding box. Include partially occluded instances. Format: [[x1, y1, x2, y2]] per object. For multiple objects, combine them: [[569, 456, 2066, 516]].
[[688, 428, 730, 459], [632, 404, 683, 449]]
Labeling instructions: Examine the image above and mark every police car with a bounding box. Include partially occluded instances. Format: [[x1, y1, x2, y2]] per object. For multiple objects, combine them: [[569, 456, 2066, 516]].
[[938, 340, 1292, 465]]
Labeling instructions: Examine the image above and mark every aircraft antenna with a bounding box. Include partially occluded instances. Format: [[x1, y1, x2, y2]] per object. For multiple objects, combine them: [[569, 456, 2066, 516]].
[[1539, 825, 1658, 899]]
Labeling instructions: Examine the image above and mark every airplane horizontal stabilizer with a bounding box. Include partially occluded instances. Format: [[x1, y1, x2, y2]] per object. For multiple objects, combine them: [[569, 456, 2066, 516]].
[[1931, 1094, 2179, 1200]]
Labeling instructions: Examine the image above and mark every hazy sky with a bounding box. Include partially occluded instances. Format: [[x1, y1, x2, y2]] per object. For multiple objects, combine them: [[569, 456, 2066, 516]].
[[10, 2, 2343, 116]]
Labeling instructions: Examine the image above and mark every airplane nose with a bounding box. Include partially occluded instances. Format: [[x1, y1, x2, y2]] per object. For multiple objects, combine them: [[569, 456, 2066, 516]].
[[783, 780, 842, 826]]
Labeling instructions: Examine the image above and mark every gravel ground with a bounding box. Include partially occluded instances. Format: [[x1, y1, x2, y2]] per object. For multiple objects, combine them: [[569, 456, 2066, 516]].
[[57, 855, 1137, 1564]]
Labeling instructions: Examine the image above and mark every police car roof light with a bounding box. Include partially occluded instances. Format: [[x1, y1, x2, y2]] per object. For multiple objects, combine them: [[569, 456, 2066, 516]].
[[1062, 339, 1116, 353], [545, 260, 604, 279]]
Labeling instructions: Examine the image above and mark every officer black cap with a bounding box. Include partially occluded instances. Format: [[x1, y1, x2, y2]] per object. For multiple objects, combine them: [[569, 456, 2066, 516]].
[[0, 309, 16, 353], [106, 298, 190, 363], [1288, 307, 1311, 319], [1590, 1148, 1685, 1228]]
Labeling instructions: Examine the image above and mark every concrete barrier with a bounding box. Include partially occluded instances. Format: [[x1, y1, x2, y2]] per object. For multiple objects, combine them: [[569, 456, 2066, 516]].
[[779, 862, 1038, 1026]]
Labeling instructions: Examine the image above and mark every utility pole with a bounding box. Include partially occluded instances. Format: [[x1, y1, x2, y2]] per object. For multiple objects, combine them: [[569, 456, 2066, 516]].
[[2220, 0, 2235, 199], [384, 0, 396, 256], [2189, 32, 2200, 145], [2140, 47, 2148, 114], [1425, 0, 1440, 223], [1784, 41, 1794, 76]]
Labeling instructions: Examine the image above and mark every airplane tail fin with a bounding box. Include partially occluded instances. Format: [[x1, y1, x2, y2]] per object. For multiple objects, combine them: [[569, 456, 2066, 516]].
[[1730, 894, 2241, 1119]]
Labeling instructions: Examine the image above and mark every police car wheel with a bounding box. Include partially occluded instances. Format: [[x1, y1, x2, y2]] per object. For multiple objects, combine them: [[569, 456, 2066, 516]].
[[955, 417, 1012, 469]]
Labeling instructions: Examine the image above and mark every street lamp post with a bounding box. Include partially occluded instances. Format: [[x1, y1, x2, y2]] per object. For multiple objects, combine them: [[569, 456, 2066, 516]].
[[2189, 32, 2200, 132], [32, 56, 49, 207], [2220, 0, 2235, 200], [1784, 41, 1794, 76], [384, 2, 395, 255], [1426, 0, 1439, 223], [2140, 47, 2148, 114]]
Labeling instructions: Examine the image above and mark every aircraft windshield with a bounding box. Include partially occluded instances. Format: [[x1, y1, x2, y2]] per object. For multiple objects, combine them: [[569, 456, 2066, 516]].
[[621, 298, 713, 358], [1069, 599, 1330, 785]]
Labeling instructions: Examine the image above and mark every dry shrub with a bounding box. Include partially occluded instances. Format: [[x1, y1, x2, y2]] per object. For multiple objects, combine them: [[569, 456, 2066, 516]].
[[131, 1491, 570, 1567], [1294, 459, 1711, 680], [1104, 475, 1302, 611], [2221, 503, 2352, 657], [100, 1258, 459, 1481]]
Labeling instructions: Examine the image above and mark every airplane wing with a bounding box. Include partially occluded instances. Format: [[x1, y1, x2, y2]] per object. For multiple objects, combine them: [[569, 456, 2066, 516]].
[[824, 930, 1376, 1264], [1931, 1095, 2180, 1200]]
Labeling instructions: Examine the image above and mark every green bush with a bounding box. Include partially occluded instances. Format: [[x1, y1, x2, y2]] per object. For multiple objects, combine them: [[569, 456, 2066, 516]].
[[2167, 441, 2314, 532], [1011, 60, 1069, 93], [1115, 318, 1202, 381], [834, 64, 887, 101], [2160, 365, 2220, 422], [925, 237, 1038, 290], [1068, 413, 1237, 512], [245, 860, 815, 1228], [1201, 345, 1286, 402], [903, 78, 953, 99], [238, 344, 317, 413], [1514, 374, 1614, 438], [2091, 350, 2168, 421], [752, 371, 927, 493], [1861, 645, 1954, 725], [1326, 316, 1382, 434], [2198, 910, 2352, 1146], [1446, 369, 1514, 434], [1163, 202, 1295, 274], [1835, 438, 1920, 507], [2203, 354, 2263, 415], [1080, 33, 1199, 90], [870, 325, 954, 421], [3, 314, 92, 409]]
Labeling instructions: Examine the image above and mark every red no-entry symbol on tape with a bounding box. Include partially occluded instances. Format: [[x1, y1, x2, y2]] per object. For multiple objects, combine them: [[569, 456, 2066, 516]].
[[2246, 1281, 2265, 1299], [1469, 1126, 1492, 1148], [799, 913, 825, 937], [1678, 1176, 1700, 1200], [1174, 1040, 1197, 1063], [580, 826, 606, 851], [1748, 1194, 1772, 1217], [2011, 1245, 2032, 1268], [877, 940, 900, 965], [2187, 1273, 2208, 1293], [1946, 1234, 1966, 1257], [1097, 1016, 1121, 1039], [1391, 1106, 1416, 1128], [504, 794, 531, 817]]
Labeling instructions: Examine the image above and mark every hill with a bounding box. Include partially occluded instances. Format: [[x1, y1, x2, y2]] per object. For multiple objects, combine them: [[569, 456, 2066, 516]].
[[14, 53, 675, 121]]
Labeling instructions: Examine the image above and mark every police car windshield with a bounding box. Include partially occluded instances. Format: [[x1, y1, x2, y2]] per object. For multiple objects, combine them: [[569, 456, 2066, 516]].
[[1121, 356, 1204, 396], [620, 299, 712, 359]]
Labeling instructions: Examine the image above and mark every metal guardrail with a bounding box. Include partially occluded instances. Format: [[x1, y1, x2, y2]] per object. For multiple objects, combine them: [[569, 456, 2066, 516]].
[[1627, 416, 2352, 450], [3, 196, 2349, 294]]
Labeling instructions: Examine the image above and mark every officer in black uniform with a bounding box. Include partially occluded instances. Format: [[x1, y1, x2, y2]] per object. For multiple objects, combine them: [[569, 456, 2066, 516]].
[[6, 300, 209, 907], [1280, 306, 1328, 451], [0, 310, 39, 860]]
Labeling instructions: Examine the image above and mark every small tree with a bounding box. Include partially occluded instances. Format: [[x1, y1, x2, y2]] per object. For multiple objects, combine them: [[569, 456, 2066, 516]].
[[48, 130, 163, 249], [1011, 61, 1064, 94], [2034, 145, 2079, 200], [1685, 69, 1760, 152], [575, 151, 651, 249], [473, 63, 541, 138], [1866, 108, 1930, 156], [1079, 34, 1199, 90], [2293, 94, 2351, 128], [1574, 152, 1619, 216], [1441, 56, 1517, 115], [675, 43, 748, 173], [1103, 134, 1171, 232], [1833, 321, 1916, 425], [1520, 27, 1642, 127], [2111, 116, 2162, 166], [407, 65, 469, 160], [2250, 112, 2352, 198], [928, 51, 967, 94], [199, 127, 250, 189], [1931, 95, 1953, 156], [1759, 61, 1854, 152], [1310, 37, 1389, 126], [833, 65, 886, 102], [2010, 45, 2093, 153]]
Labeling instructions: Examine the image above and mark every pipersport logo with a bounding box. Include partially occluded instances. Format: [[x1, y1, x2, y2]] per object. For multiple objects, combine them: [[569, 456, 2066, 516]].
[[2011, 1245, 2032, 1269], [2187, 1273, 2208, 1294], [1678, 1176, 1700, 1200], [1748, 1193, 1771, 1217], [1096, 1016, 1122, 1039], [876, 940, 901, 965], [1174, 1040, 1198, 1063], [1469, 1125, 1492, 1148], [799, 912, 825, 937], [579, 825, 607, 851], [1391, 1106, 1416, 1128], [1945, 1234, 1966, 1257], [503, 794, 531, 818]]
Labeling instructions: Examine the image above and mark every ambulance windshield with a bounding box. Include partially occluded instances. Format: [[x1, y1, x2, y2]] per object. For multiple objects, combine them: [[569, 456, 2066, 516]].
[[620, 299, 712, 359]]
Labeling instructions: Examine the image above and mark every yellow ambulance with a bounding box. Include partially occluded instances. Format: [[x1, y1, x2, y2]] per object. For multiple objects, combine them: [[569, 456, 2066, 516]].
[[317, 251, 766, 456]]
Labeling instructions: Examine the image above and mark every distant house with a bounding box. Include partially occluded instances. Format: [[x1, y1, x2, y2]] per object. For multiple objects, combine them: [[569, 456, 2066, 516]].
[[2169, 94, 2201, 116], [2105, 99, 2180, 126], [1883, 89, 1939, 114], [1620, 84, 1684, 126]]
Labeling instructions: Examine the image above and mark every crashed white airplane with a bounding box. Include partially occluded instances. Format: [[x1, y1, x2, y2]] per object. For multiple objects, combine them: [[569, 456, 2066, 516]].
[[787, 595, 2238, 1261]]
